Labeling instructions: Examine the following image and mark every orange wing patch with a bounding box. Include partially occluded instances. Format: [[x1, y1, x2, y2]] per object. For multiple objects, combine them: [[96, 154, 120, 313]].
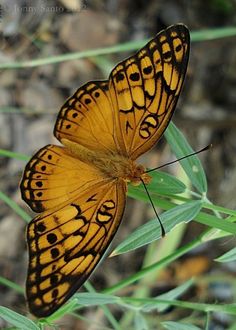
[[54, 81, 123, 154], [21, 145, 107, 212], [109, 24, 189, 160], [26, 180, 126, 317]]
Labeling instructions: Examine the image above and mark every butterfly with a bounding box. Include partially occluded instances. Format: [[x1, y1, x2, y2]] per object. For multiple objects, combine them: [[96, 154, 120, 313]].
[[20, 24, 190, 318]]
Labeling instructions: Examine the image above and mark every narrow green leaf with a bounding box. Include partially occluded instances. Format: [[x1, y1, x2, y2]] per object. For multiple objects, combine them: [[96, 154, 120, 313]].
[[162, 321, 202, 330], [47, 293, 121, 323], [143, 279, 194, 312], [122, 297, 236, 315], [165, 122, 207, 194], [215, 247, 236, 263], [1, 27, 236, 70], [205, 312, 210, 330], [149, 171, 186, 194], [129, 171, 186, 197], [192, 26, 236, 41], [0, 191, 31, 223], [0, 276, 24, 294], [46, 298, 79, 322], [113, 201, 202, 255], [134, 312, 149, 330], [195, 212, 236, 235], [83, 282, 122, 330], [74, 293, 120, 306], [0, 149, 29, 161], [0, 306, 39, 330]]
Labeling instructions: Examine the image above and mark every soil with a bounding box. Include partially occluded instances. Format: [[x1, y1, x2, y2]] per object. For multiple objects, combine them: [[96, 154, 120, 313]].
[[0, 1, 236, 329]]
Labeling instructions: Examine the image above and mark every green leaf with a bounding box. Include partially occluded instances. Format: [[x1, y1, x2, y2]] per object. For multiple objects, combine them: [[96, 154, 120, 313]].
[[113, 201, 202, 256], [31, 295, 236, 324], [196, 213, 236, 235], [74, 293, 120, 306], [165, 122, 207, 194], [46, 298, 79, 322], [134, 312, 149, 330], [0, 306, 39, 330], [215, 247, 236, 263], [0, 276, 24, 295], [192, 26, 236, 41], [143, 279, 194, 312], [1, 27, 236, 70], [162, 321, 202, 330], [122, 297, 236, 315], [0, 149, 29, 161], [0, 191, 31, 223], [129, 171, 186, 197], [48, 293, 121, 321]]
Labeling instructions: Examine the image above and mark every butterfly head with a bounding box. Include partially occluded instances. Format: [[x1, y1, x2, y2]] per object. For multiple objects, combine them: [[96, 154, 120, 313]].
[[126, 163, 151, 186]]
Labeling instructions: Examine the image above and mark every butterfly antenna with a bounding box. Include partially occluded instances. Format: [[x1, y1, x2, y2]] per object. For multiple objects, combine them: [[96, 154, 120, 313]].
[[146, 144, 212, 173], [140, 178, 165, 237], [141, 144, 212, 237]]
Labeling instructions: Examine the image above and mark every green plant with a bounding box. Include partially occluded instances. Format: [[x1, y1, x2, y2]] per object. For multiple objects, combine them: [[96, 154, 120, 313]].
[[0, 26, 236, 330]]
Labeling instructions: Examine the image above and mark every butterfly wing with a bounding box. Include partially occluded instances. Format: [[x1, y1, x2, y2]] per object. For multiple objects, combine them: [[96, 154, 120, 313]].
[[54, 81, 125, 155], [109, 24, 190, 159], [21, 144, 126, 316], [20, 145, 108, 212], [26, 173, 126, 317], [54, 24, 189, 159]]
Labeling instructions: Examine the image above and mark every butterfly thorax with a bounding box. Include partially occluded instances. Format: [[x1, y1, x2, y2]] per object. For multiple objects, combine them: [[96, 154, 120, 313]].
[[62, 138, 151, 186]]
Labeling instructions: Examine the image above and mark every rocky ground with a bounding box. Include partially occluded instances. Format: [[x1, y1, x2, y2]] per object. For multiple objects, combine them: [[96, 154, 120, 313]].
[[0, 0, 236, 329]]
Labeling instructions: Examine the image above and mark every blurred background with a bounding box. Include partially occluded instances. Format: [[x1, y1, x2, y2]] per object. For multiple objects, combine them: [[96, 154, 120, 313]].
[[0, 0, 236, 329]]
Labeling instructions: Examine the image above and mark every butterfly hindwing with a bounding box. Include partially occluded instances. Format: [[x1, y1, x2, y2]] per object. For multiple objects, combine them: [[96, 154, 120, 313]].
[[26, 179, 126, 317], [109, 24, 190, 159], [20, 145, 107, 212]]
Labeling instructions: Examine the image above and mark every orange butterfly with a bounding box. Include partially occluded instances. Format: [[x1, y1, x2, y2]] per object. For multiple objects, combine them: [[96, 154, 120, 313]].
[[21, 24, 190, 317]]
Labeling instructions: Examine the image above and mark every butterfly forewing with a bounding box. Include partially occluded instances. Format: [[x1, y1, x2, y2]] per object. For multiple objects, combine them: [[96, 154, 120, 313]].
[[54, 81, 125, 155], [109, 24, 190, 160], [53, 24, 189, 161], [26, 179, 126, 317]]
